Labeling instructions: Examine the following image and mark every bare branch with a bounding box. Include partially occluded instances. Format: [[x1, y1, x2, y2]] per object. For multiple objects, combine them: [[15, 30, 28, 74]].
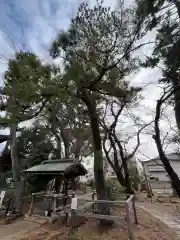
[[128, 120, 154, 159], [138, 150, 164, 167]]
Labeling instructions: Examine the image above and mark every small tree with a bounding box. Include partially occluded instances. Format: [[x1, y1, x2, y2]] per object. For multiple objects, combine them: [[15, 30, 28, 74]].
[[129, 165, 141, 191], [101, 98, 151, 193]]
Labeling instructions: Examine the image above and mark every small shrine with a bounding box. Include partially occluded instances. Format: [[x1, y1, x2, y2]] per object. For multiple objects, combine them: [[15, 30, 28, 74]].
[[24, 159, 87, 217]]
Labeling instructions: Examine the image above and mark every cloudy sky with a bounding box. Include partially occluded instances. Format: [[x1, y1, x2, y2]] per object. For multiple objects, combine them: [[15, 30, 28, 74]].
[[0, 0, 176, 161]]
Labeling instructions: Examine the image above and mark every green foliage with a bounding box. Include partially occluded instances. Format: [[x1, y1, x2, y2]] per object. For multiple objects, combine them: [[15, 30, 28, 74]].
[[0, 49, 93, 170], [50, 1, 141, 99], [129, 165, 141, 191], [135, 0, 180, 132], [16, 124, 54, 167], [3, 52, 53, 123], [106, 178, 124, 200], [135, 0, 180, 84], [0, 1, 145, 195], [49, 2, 143, 201]]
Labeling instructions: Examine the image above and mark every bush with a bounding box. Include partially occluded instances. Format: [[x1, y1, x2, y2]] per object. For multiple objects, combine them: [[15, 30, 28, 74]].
[[106, 178, 124, 200], [129, 166, 141, 191], [87, 180, 95, 190]]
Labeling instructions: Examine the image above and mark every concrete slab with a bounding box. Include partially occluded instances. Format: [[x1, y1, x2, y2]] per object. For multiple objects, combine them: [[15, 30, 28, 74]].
[[138, 202, 180, 239]]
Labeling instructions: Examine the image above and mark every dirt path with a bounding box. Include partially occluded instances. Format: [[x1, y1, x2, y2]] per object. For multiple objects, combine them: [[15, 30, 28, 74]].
[[138, 201, 180, 239], [0, 191, 88, 240], [0, 216, 48, 240]]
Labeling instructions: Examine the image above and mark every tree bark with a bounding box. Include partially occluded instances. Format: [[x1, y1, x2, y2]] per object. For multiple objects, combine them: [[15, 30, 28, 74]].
[[173, 85, 180, 131], [154, 98, 180, 197], [80, 89, 108, 200], [59, 124, 70, 159], [10, 123, 19, 182], [157, 151, 180, 197], [88, 108, 107, 198], [123, 160, 134, 194], [49, 103, 62, 158], [112, 133, 133, 193], [102, 123, 133, 193]]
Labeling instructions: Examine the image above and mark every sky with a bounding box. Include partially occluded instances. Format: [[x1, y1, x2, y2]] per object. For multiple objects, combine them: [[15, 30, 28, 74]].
[[0, 0, 176, 162]]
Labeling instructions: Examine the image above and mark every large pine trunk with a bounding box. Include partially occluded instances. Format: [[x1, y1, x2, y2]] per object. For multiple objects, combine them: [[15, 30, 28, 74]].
[[162, 157, 180, 197], [123, 160, 134, 194], [88, 103, 107, 200], [10, 123, 19, 182], [155, 151, 180, 198], [88, 102, 112, 224], [173, 80, 180, 131], [174, 90, 180, 131], [80, 90, 111, 223]]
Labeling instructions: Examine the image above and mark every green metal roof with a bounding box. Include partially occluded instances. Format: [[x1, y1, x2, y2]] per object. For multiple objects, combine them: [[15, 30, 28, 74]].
[[24, 159, 87, 176]]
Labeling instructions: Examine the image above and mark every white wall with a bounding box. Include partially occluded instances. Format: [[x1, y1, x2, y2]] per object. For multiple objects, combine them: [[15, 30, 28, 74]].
[[171, 161, 180, 177], [144, 159, 180, 188], [150, 171, 169, 181]]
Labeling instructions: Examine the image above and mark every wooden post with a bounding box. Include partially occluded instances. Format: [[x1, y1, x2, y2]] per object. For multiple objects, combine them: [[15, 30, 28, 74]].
[[52, 196, 57, 214], [27, 195, 35, 216], [70, 209, 76, 235], [64, 192, 74, 227], [141, 161, 153, 197], [125, 202, 135, 240], [92, 190, 95, 213], [65, 208, 69, 227], [69, 194, 78, 235], [132, 196, 138, 224]]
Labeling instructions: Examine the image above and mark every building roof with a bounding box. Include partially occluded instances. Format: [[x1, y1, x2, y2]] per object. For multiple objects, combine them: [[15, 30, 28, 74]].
[[143, 153, 180, 163], [24, 159, 87, 177], [0, 135, 10, 143]]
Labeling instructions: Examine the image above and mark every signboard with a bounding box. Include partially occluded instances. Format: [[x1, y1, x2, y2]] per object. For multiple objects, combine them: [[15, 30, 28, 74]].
[[71, 197, 77, 210]]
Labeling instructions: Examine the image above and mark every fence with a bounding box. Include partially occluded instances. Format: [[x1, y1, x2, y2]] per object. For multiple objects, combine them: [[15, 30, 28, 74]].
[[26, 191, 138, 240], [27, 191, 76, 217], [70, 193, 137, 240]]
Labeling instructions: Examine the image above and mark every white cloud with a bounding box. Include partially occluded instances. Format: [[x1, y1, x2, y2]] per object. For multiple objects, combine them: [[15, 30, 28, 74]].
[[0, 0, 175, 163]]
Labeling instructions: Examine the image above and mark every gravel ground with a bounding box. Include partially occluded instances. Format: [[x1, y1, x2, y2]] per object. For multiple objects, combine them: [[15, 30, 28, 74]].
[[17, 208, 178, 240]]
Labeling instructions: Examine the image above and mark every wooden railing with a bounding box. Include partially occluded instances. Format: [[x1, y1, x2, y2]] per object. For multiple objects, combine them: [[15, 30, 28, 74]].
[[70, 193, 137, 240]]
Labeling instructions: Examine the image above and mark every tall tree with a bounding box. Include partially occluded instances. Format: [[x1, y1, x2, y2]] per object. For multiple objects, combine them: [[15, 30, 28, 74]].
[[101, 97, 149, 193], [44, 95, 92, 160], [136, 0, 180, 130], [1, 50, 93, 182], [153, 85, 180, 196], [50, 1, 144, 201], [2, 51, 53, 181], [135, 0, 180, 196]]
